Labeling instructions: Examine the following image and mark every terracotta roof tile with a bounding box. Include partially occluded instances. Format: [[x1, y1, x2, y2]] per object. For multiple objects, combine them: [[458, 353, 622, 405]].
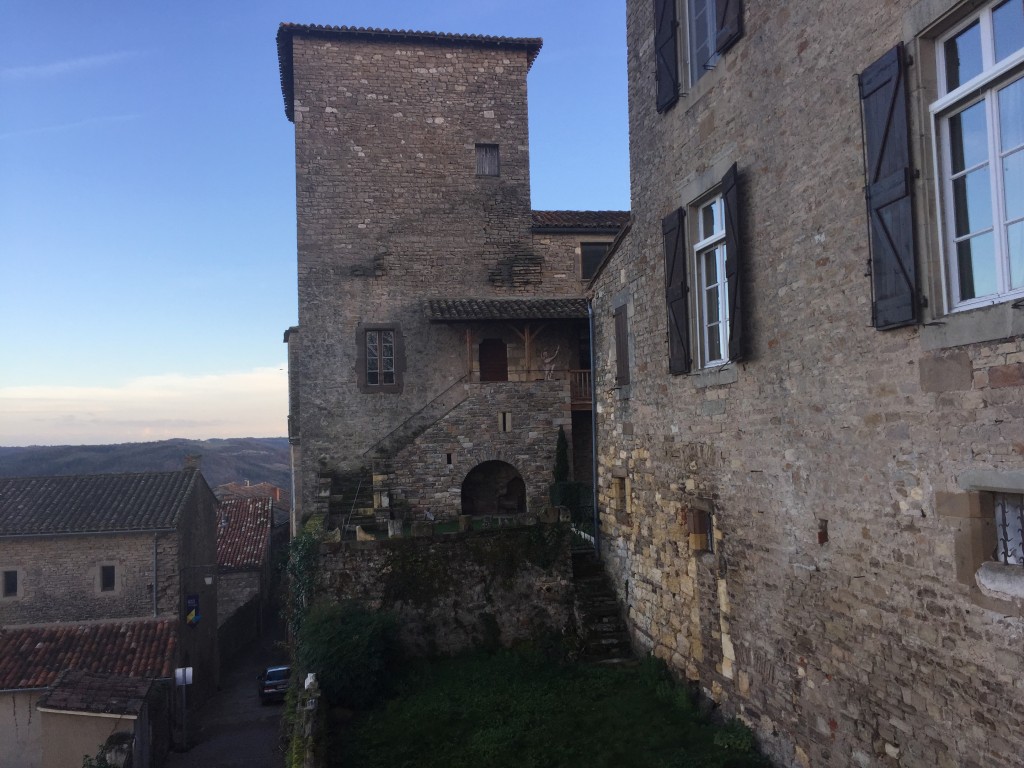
[[424, 298, 588, 322], [0, 471, 199, 536], [531, 211, 630, 231], [37, 670, 153, 716], [277, 23, 543, 121], [0, 620, 177, 691], [217, 497, 272, 572]]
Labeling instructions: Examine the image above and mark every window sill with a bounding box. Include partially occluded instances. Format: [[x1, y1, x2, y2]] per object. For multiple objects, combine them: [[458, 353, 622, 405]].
[[691, 364, 737, 389], [921, 301, 1024, 351], [976, 561, 1024, 601]]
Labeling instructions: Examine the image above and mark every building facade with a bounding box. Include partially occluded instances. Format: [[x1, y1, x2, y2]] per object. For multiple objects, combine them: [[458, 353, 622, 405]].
[[590, 0, 1024, 766], [0, 471, 220, 705], [277, 24, 625, 527]]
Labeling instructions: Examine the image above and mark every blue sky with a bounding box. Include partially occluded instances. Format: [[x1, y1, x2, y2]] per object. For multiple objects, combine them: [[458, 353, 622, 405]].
[[0, 1, 629, 446]]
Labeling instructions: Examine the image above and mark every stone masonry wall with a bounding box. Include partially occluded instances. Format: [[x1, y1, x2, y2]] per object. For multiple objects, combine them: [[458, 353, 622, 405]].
[[390, 379, 570, 517], [217, 571, 260, 627], [590, 1, 1024, 767], [318, 524, 573, 655], [0, 532, 178, 626], [288, 33, 591, 516]]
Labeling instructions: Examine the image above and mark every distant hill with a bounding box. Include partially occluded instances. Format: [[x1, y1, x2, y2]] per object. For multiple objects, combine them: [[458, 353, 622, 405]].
[[0, 438, 290, 490]]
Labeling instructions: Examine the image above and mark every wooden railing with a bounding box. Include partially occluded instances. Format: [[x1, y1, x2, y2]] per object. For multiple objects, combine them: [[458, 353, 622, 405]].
[[569, 369, 592, 407]]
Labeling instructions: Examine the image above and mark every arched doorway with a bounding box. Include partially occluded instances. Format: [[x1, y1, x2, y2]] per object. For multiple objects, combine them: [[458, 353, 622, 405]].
[[461, 460, 526, 515], [479, 338, 508, 382]]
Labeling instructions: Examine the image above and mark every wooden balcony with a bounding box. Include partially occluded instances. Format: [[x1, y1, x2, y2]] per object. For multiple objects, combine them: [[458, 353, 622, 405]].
[[569, 369, 592, 410]]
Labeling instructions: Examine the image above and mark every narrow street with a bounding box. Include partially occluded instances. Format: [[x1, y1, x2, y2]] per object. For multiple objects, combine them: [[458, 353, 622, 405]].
[[166, 625, 289, 768]]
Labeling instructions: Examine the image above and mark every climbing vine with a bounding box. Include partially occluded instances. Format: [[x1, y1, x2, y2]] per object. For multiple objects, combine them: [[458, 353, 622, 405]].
[[285, 517, 324, 636]]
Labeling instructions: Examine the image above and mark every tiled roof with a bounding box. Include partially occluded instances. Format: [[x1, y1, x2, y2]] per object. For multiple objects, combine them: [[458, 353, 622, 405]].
[[37, 670, 152, 717], [531, 211, 630, 231], [277, 23, 543, 121], [0, 470, 200, 536], [424, 298, 588, 322], [0, 620, 177, 691], [214, 482, 289, 506], [217, 497, 272, 572]]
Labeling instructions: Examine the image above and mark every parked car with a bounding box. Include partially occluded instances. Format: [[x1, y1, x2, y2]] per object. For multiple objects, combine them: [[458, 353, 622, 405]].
[[257, 665, 290, 704]]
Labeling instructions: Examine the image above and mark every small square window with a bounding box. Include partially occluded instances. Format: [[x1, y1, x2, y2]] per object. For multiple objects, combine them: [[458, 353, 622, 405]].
[[476, 144, 500, 176], [2, 570, 17, 598], [100, 565, 116, 592]]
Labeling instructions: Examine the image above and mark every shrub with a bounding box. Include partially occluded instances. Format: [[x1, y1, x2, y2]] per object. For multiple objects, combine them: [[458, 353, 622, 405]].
[[296, 601, 401, 709]]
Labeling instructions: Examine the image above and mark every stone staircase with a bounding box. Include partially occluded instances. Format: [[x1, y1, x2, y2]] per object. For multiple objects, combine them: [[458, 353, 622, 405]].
[[572, 550, 633, 663]]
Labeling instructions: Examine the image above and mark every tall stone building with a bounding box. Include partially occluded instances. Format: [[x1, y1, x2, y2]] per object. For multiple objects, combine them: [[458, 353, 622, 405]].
[[591, 0, 1024, 766], [276, 24, 625, 528]]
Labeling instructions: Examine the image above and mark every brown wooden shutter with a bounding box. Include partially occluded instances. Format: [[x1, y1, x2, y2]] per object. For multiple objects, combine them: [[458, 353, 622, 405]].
[[614, 305, 630, 385], [655, 0, 679, 113], [859, 44, 918, 330], [663, 208, 691, 374], [715, 0, 743, 54], [722, 163, 745, 362]]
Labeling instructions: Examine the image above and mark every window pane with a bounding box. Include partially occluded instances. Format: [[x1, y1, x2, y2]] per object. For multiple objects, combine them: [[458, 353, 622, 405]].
[[689, 0, 717, 81], [999, 77, 1024, 152], [993, 0, 1024, 64], [949, 101, 989, 173], [944, 20, 983, 91], [957, 232, 998, 299], [366, 370, 379, 385], [1009, 220, 1024, 289], [706, 285, 719, 315], [953, 167, 994, 236], [3, 571, 16, 597], [1005, 149, 1024, 221], [580, 243, 609, 280], [706, 323, 722, 362], [702, 250, 717, 285]]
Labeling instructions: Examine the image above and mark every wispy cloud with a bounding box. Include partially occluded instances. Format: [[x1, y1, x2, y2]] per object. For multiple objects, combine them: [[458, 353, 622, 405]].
[[0, 367, 288, 446], [0, 113, 141, 141], [0, 51, 140, 81]]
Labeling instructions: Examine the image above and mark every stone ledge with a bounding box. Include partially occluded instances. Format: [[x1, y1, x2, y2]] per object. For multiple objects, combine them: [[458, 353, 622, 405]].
[[976, 561, 1024, 602]]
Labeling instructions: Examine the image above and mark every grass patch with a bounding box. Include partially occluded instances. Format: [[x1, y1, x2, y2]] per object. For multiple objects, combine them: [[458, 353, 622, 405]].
[[334, 651, 770, 768]]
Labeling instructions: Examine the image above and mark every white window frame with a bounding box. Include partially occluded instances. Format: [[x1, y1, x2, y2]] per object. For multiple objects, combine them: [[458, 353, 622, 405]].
[[931, 0, 1024, 312], [685, 0, 719, 87], [693, 193, 730, 367]]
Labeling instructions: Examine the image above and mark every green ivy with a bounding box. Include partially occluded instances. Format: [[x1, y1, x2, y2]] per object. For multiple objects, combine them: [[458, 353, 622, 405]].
[[286, 517, 324, 636]]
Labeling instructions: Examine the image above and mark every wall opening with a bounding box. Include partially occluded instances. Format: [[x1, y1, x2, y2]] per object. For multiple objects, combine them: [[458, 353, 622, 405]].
[[461, 460, 525, 515], [479, 338, 509, 382]]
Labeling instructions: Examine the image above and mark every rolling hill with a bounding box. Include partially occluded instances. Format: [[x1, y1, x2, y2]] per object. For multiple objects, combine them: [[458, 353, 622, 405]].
[[0, 437, 291, 490]]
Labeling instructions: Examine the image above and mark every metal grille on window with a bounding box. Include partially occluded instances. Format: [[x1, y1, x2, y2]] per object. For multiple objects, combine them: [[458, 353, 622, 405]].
[[994, 492, 1024, 565]]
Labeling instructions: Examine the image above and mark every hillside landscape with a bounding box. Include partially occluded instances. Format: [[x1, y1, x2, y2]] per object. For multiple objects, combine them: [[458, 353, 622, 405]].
[[0, 437, 290, 489]]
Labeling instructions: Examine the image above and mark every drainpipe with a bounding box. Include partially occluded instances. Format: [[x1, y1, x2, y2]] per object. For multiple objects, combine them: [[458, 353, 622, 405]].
[[588, 300, 600, 557]]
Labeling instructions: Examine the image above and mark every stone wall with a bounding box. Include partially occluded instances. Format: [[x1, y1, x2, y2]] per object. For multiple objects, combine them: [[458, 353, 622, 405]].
[[589, 1, 1024, 767], [318, 524, 573, 655], [389, 379, 571, 518], [217, 571, 260, 627], [0, 533, 177, 625]]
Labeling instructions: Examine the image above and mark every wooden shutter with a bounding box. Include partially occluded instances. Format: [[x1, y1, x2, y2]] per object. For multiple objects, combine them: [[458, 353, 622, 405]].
[[859, 44, 918, 330], [715, 0, 743, 54], [722, 163, 744, 362], [655, 0, 679, 113], [614, 305, 630, 385], [663, 208, 691, 374]]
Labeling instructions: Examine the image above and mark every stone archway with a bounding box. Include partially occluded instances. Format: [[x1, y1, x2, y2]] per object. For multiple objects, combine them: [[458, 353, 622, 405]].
[[460, 460, 526, 515]]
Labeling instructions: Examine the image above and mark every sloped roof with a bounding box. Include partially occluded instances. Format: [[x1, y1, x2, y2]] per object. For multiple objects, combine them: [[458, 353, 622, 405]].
[[531, 211, 630, 231], [0, 620, 176, 691], [0, 470, 200, 537], [37, 670, 153, 717], [277, 23, 543, 121], [424, 298, 588, 322], [214, 482, 289, 506], [217, 497, 272, 572]]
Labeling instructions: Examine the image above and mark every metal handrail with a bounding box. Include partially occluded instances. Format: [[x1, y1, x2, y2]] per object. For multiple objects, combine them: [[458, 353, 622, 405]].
[[361, 373, 472, 458]]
